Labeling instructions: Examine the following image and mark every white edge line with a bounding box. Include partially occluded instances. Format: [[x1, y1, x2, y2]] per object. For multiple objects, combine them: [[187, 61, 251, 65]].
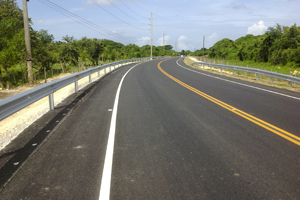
[[176, 58, 300, 101], [99, 62, 141, 200]]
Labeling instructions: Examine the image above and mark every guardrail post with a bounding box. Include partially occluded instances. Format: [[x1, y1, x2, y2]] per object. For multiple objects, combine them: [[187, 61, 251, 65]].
[[235, 70, 237, 76], [89, 74, 92, 83], [289, 81, 292, 87], [271, 77, 274, 84], [104, 68, 106, 74], [98, 70, 100, 77], [210, 66, 212, 71], [49, 93, 54, 110], [75, 81, 78, 92], [202, 64, 204, 69], [220, 68, 222, 73], [256, 74, 259, 81]]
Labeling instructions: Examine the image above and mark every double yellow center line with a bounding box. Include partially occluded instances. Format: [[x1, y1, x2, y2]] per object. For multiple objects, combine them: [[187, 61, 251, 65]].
[[158, 59, 300, 146]]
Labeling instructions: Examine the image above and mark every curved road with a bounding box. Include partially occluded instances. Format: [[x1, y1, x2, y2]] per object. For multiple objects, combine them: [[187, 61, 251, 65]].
[[1, 58, 300, 199]]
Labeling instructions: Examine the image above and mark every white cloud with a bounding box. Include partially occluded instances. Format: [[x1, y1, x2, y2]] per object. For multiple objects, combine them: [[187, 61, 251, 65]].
[[156, 35, 171, 46], [177, 35, 189, 51], [207, 32, 219, 47], [208, 32, 219, 41], [136, 36, 150, 46], [178, 35, 187, 41], [247, 20, 268, 35]]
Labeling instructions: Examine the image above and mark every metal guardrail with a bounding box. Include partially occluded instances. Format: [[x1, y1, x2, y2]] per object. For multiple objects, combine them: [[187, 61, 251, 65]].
[[0, 56, 169, 121], [192, 61, 300, 86]]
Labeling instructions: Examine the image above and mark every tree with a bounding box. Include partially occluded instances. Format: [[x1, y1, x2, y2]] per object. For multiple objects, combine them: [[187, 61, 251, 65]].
[[0, 0, 25, 87], [31, 29, 54, 82], [209, 38, 237, 59], [85, 38, 104, 65], [165, 45, 173, 50], [59, 35, 79, 71]]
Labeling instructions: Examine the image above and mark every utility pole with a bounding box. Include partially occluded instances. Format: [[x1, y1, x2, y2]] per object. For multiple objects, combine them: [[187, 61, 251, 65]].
[[151, 12, 153, 59], [163, 31, 165, 55], [175, 39, 177, 56], [22, 0, 33, 83], [203, 36, 205, 57]]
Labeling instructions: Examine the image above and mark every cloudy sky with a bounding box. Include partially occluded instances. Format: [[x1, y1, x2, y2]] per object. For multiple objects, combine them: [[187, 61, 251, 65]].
[[16, 0, 300, 51]]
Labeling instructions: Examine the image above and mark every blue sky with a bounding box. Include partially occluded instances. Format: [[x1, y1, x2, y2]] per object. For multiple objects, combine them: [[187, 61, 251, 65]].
[[16, 0, 300, 51]]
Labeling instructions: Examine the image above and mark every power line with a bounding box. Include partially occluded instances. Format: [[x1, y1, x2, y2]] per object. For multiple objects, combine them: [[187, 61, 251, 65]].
[[90, 0, 148, 30], [130, 0, 162, 19], [153, 28, 161, 37], [38, 0, 108, 37], [153, 21, 164, 33], [106, 0, 148, 25], [131, 0, 148, 13], [38, 0, 134, 42], [118, 0, 149, 20]]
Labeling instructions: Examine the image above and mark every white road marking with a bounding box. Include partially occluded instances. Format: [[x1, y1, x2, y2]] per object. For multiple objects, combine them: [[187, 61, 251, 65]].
[[108, 109, 113, 112], [176, 58, 300, 101], [99, 62, 141, 200]]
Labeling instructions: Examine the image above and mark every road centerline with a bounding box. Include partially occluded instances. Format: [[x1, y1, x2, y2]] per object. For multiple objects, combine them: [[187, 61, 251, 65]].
[[158, 59, 300, 146]]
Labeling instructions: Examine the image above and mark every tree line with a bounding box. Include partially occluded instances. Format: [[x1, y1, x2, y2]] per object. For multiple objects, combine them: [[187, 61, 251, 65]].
[[208, 24, 300, 68]]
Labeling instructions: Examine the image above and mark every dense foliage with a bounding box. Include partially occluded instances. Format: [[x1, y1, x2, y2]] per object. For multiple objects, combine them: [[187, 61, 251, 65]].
[[0, 0, 26, 87], [208, 24, 300, 68]]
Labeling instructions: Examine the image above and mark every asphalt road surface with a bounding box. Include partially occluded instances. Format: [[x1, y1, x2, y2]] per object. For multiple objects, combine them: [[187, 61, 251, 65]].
[[1, 58, 300, 200]]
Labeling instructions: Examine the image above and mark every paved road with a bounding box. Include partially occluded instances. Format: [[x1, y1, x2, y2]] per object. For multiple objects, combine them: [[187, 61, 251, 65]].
[[1, 58, 300, 199]]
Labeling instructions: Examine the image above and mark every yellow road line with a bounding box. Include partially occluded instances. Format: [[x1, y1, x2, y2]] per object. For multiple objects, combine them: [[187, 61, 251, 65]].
[[158, 59, 300, 146]]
